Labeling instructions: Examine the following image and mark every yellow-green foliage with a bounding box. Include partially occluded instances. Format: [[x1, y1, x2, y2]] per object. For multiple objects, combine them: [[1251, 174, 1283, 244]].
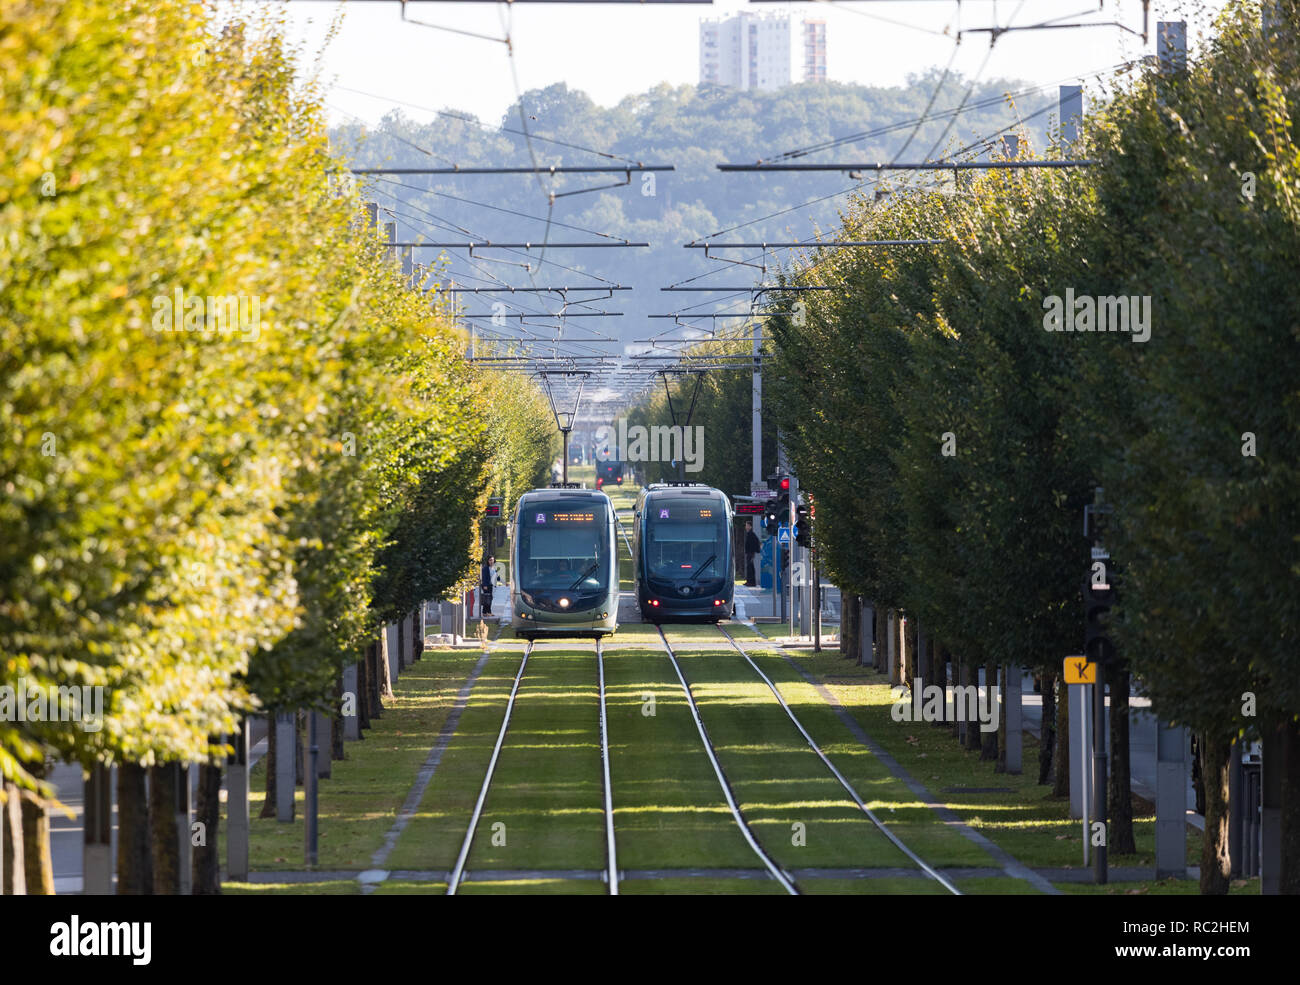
[[0, 0, 553, 790]]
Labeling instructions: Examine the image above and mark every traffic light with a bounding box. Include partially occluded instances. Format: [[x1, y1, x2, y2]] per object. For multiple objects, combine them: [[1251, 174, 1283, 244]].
[[1083, 566, 1116, 665], [763, 474, 790, 536], [765, 494, 786, 537], [794, 504, 811, 547]]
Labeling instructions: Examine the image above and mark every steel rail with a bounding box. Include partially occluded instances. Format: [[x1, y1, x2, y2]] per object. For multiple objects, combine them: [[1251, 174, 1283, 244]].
[[656, 627, 799, 894], [446, 641, 533, 895], [596, 638, 619, 894], [715, 625, 962, 896]]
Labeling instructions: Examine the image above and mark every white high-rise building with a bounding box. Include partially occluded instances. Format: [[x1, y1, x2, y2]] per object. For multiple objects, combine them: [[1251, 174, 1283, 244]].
[[699, 12, 827, 91]]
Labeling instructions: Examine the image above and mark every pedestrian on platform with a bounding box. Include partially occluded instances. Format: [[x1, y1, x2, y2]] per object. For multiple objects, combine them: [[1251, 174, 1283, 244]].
[[744, 521, 760, 587], [481, 555, 495, 617]]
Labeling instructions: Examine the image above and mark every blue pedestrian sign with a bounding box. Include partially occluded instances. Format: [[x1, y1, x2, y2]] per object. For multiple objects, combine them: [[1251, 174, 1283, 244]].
[[777, 525, 791, 546]]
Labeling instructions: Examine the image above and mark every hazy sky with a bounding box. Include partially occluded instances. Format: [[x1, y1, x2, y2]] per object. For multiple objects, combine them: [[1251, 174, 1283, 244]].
[[232, 0, 1231, 128]]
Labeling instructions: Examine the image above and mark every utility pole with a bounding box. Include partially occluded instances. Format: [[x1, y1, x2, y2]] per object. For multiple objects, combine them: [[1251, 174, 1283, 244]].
[[306, 710, 319, 866], [1085, 487, 1115, 884], [752, 319, 762, 488], [788, 474, 798, 639]]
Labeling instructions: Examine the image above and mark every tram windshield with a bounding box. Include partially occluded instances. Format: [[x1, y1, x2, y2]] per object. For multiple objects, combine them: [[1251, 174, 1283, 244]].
[[518, 500, 610, 592], [644, 500, 727, 580]]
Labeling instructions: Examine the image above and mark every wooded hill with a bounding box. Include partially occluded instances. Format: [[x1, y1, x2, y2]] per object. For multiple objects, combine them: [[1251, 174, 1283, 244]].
[[332, 73, 1061, 342]]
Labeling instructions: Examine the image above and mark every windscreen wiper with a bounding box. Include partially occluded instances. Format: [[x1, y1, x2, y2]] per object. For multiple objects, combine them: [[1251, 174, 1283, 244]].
[[689, 555, 716, 581], [569, 562, 598, 590]]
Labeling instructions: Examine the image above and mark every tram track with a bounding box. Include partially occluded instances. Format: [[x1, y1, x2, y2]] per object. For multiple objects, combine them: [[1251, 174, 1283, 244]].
[[655, 626, 801, 894], [446, 637, 621, 895], [715, 624, 962, 896]]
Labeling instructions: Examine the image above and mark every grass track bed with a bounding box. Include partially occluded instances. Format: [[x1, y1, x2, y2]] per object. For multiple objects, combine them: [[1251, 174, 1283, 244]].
[[744, 647, 996, 869], [458, 878, 607, 895], [671, 646, 920, 872], [464, 645, 606, 871], [223, 881, 360, 895], [619, 878, 787, 895], [604, 647, 763, 869], [371, 880, 449, 895]]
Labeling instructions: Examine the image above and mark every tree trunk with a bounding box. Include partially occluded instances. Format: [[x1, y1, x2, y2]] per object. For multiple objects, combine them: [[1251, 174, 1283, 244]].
[[860, 603, 872, 667], [1192, 733, 1207, 817], [951, 654, 961, 738], [332, 675, 346, 761], [1039, 670, 1057, 785], [148, 764, 180, 894], [1052, 677, 1071, 797], [21, 758, 53, 894], [1107, 662, 1136, 854], [930, 641, 946, 728], [3, 779, 26, 894], [367, 641, 383, 718], [116, 763, 151, 894], [910, 621, 921, 696], [412, 607, 423, 663], [1276, 718, 1300, 895], [193, 760, 222, 895], [980, 663, 998, 761], [995, 664, 1008, 773], [963, 657, 982, 751], [378, 628, 395, 701], [840, 595, 855, 659], [355, 648, 371, 732], [259, 722, 277, 819], [1199, 731, 1232, 895], [874, 608, 886, 673]]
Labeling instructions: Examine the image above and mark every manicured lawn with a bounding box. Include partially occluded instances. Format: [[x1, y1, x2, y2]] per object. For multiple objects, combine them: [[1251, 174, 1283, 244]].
[[1056, 878, 1260, 895], [231, 650, 482, 871], [223, 880, 360, 895], [781, 651, 1203, 878], [385, 649, 523, 870]]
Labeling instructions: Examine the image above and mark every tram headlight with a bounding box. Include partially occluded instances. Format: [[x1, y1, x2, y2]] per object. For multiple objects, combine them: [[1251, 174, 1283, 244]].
[[558, 597, 570, 609]]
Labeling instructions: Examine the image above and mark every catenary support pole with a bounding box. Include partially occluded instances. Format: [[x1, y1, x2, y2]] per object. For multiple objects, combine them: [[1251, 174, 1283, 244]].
[[305, 711, 319, 867], [275, 711, 295, 822], [82, 764, 113, 894], [227, 723, 250, 881], [752, 322, 762, 488], [1156, 722, 1189, 879]]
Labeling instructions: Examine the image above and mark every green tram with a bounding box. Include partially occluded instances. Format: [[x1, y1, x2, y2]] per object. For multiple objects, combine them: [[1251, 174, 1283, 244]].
[[510, 487, 619, 640]]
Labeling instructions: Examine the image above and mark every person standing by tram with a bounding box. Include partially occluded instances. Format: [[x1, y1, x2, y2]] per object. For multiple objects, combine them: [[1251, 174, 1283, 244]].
[[480, 555, 496, 617], [744, 520, 760, 587]]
